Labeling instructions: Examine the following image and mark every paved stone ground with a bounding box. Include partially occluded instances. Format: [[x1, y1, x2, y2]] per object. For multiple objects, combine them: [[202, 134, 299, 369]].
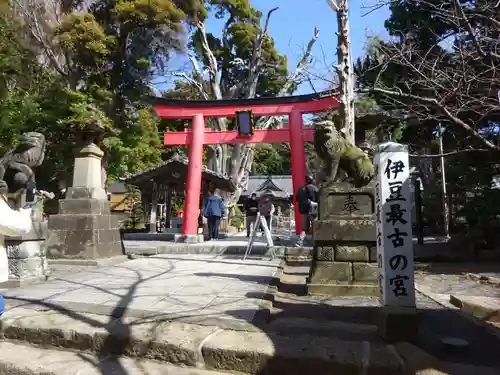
[[3, 256, 500, 372], [3, 255, 281, 329], [414, 263, 500, 307], [269, 260, 500, 368]]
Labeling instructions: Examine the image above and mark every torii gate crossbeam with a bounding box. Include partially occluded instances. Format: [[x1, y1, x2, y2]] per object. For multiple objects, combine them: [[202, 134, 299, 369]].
[[150, 91, 339, 240]]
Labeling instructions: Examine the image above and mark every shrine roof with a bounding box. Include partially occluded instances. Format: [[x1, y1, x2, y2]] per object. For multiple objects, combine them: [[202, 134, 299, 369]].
[[123, 153, 235, 192], [148, 90, 337, 108], [242, 175, 293, 199]]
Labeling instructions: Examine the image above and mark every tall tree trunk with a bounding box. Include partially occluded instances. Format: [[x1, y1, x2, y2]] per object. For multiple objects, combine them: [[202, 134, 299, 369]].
[[188, 15, 319, 208], [329, 0, 355, 142]]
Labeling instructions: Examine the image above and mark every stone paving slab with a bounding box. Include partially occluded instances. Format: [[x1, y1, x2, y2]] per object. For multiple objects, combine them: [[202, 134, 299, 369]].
[[414, 268, 500, 310], [2, 255, 281, 329]]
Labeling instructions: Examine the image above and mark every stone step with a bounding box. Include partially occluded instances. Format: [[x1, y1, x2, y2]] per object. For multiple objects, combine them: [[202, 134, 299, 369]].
[[265, 317, 381, 341], [2, 306, 500, 374], [0, 307, 402, 375], [123, 241, 313, 257], [0, 341, 237, 375], [270, 301, 379, 325]]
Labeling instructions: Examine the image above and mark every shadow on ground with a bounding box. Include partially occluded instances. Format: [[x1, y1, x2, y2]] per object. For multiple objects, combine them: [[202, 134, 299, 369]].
[[3, 257, 500, 375]]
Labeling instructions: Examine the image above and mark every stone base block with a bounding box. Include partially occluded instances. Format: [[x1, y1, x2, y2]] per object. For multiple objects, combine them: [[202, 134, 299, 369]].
[[174, 234, 204, 244], [58, 198, 111, 215], [313, 244, 377, 262], [8, 256, 49, 280], [313, 218, 375, 242], [307, 260, 379, 297], [308, 261, 379, 284], [47, 200, 123, 260], [307, 283, 379, 296], [5, 237, 49, 283], [377, 306, 420, 343]]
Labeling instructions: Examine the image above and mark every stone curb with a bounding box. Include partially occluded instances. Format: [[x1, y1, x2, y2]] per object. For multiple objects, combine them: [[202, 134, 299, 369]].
[[124, 244, 313, 258], [0, 308, 405, 375], [0, 341, 236, 375], [249, 262, 283, 327], [47, 255, 129, 267], [0, 340, 497, 375], [449, 295, 500, 322]]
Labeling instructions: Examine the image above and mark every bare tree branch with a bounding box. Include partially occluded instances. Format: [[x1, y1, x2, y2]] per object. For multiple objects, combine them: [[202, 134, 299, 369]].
[[327, 0, 339, 12], [246, 7, 280, 98], [196, 21, 223, 101], [12, 0, 68, 78], [370, 87, 500, 151], [410, 149, 491, 158], [278, 26, 320, 97], [357, 0, 500, 155]]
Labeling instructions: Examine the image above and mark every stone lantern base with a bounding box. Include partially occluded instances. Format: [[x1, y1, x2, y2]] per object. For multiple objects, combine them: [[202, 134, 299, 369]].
[[45, 142, 123, 260], [46, 193, 123, 260]]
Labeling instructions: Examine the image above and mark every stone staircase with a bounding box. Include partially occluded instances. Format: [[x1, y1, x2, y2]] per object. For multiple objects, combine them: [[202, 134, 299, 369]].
[[0, 258, 499, 374]]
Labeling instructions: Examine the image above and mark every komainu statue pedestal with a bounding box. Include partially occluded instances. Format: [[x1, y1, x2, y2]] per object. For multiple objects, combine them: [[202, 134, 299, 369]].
[[306, 182, 378, 296], [4, 199, 49, 287]]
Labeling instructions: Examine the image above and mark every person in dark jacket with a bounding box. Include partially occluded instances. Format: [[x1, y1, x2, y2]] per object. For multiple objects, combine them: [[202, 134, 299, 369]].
[[258, 194, 275, 234], [203, 191, 225, 240], [244, 193, 259, 237], [295, 175, 319, 246]]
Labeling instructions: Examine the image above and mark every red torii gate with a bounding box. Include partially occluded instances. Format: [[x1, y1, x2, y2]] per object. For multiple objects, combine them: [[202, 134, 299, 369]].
[[150, 91, 339, 239]]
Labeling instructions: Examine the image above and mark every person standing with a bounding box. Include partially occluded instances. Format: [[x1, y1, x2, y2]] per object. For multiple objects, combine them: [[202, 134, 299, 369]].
[[295, 176, 319, 247], [258, 194, 275, 234], [244, 193, 259, 237], [203, 190, 225, 240]]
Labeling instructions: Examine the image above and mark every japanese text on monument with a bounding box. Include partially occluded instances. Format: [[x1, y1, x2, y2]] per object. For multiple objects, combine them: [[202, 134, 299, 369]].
[[374, 143, 416, 307], [343, 192, 359, 215]]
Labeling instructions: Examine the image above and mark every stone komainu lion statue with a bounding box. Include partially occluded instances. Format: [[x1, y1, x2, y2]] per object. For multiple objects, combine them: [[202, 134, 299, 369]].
[[313, 120, 374, 188], [0, 132, 46, 194]]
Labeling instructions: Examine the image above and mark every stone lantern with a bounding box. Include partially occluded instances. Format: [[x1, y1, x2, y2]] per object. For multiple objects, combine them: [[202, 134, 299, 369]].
[[66, 119, 107, 200], [46, 116, 123, 261]]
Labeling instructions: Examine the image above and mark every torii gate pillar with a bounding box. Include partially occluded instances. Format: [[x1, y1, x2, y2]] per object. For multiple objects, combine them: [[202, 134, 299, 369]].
[[289, 110, 307, 222], [183, 114, 205, 237]]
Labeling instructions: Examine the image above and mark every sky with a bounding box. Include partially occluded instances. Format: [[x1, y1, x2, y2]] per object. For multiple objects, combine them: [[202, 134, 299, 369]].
[[154, 0, 390, 94]]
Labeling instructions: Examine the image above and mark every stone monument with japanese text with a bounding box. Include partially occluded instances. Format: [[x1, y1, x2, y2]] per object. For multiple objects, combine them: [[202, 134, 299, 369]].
[[374, 142, 418, 342], [307, 120, 378, 296]]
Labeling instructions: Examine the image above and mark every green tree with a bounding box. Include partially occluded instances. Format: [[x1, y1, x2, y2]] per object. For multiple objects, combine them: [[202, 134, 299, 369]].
[[5, 0, 203, 184], [252, 144, 290, 176]]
